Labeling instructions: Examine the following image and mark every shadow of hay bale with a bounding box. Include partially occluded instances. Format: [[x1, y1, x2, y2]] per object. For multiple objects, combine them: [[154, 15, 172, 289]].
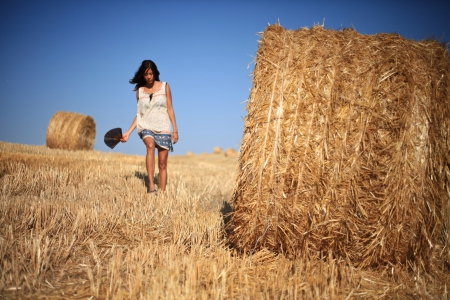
[[220, 201, 233, 236], [228, 24, 450, 268]]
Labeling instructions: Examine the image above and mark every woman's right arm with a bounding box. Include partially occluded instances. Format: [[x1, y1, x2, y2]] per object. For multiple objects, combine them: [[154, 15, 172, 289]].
[[120, 90, 139, 143], [120, 117, 137, 143]]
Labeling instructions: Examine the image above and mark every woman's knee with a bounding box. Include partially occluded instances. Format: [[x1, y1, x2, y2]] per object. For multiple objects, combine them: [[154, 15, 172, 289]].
[[158, 154, 168, 170], [144, 139, 155, 151], [158, 150, 169, 170], [158, 160, 167, 170]]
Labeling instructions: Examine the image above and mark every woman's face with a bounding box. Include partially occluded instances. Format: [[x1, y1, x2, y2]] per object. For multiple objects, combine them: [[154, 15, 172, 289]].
[[144, 68, 154, 85]]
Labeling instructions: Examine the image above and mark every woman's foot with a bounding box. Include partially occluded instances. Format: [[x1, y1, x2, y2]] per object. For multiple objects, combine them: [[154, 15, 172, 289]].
[[147, 188, 157, 195]]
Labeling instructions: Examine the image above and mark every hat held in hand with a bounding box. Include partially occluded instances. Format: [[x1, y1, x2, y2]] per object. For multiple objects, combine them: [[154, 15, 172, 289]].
[[104, 127, 122, 149]]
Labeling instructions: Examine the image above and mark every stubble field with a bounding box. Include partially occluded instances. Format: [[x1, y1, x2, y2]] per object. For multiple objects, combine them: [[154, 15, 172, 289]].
[[0, 141, 448, 299]]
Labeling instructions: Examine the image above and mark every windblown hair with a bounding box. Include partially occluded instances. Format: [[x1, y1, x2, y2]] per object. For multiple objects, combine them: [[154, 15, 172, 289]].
[[129, 60, 161, 91]]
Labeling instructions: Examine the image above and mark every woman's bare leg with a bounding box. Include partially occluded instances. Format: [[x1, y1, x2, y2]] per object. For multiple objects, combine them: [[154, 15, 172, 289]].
[[143, 137, 156, 191], [157, 147, 169, 191]]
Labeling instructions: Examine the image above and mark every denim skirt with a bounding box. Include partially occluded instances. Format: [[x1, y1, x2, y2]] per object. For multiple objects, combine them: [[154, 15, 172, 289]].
[[140, 129, 173, 152]]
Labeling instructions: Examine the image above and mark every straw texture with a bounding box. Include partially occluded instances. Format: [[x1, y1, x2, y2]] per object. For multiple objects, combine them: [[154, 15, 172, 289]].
[[229, 24, 450, 267], [46, 111, 96, 150]]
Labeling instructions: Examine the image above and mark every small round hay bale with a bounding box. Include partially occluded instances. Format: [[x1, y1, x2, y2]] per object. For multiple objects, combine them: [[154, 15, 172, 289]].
[[46, 111, 96, 150], [229, 24, 450, 268], [187, 150, 194, 156], [224, 148, 237, 157], [213, 146, 223, 154]]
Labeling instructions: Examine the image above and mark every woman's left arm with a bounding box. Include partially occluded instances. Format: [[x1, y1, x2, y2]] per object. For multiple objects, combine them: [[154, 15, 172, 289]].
[[166, 83, 179, 144]]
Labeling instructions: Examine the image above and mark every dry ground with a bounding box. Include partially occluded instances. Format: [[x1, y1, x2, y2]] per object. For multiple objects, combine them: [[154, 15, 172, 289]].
[[0, 141, 448, 299]]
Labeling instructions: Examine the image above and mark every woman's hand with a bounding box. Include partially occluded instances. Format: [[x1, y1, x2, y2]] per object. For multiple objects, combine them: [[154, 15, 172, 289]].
[[121, 117, 137, 143], [121, 132, 130, 143], [172, 132, 178, 144]]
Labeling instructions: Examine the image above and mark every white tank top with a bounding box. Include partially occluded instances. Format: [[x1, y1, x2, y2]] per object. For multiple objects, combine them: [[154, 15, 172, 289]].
[[136, 82, 172, 134]]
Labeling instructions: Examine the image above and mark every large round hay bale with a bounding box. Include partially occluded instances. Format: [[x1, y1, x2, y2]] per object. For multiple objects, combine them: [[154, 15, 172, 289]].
[[224, 148, 237, 157], [213, 146, 223, 154], [46, 111, 96, 150], [229, 25, 450, 267]]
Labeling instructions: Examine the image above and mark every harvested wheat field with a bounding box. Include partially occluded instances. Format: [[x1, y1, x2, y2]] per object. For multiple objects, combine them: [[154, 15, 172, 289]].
[[0, 141, 449, 299]]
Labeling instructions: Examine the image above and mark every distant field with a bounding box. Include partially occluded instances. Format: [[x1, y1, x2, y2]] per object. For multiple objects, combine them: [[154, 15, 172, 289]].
[[0, 141, 448, 299]]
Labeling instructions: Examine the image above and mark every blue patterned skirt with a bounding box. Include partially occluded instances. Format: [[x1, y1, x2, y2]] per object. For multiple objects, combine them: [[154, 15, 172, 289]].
[[139, 129, 173, 152]]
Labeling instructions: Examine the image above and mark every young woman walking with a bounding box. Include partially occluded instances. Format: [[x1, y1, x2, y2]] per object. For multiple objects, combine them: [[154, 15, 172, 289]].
[[121, 60, 179, 193]]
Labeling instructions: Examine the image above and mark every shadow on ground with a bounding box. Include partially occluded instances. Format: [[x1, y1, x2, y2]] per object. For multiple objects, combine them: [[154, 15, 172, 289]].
[[220, 201, 233, 236], [134, 171, 158, 191]]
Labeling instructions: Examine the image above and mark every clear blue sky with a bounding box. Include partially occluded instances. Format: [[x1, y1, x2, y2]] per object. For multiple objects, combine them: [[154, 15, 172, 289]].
[[1, 0, 449, 156]]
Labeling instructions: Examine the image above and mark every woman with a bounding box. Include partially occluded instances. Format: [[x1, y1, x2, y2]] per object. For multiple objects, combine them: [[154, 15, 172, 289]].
[[121, 60, 178, 194]]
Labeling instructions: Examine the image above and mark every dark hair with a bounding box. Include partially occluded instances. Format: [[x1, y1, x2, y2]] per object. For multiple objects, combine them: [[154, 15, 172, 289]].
[[129, 60, 160, 91]]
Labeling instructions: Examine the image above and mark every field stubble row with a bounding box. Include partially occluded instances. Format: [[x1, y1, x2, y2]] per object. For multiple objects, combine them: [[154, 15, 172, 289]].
[[0, 142, 447, 299]]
